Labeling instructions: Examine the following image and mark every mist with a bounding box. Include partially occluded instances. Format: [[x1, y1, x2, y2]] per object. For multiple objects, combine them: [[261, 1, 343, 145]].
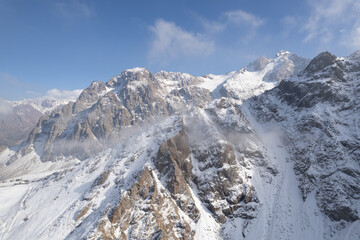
[[0, 100, 13, 119]]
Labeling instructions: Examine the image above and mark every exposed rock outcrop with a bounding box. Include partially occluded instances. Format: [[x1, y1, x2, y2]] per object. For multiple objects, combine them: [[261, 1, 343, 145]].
[[106, 167, 194, 239], [249, 51, 360, 223], [154, 128, 200, 221]]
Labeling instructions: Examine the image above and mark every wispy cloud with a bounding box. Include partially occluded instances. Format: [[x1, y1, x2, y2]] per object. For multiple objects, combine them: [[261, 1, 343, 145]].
[[198, 9, 264, 43], [148, 9, 263, 64], [198, 17, 226, 34], [26, 90, 41, 97], [55, 0, 94, 20], [199, 9, 263, 35], [224, 10, 263, 29], [148, 19, 215, 64], [302, 0, 360, 50]]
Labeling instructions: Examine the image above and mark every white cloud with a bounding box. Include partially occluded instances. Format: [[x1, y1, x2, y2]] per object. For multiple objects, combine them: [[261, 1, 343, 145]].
[[303, 0, 360, 50], [148, 19, 215, 64], [148, 10, 263, 64], [43, 88, 82, 101]]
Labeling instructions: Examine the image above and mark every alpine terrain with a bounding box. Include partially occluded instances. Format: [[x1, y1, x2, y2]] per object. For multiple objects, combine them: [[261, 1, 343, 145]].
[[0, 50, 359, 240], [0, 90, 82, 147]]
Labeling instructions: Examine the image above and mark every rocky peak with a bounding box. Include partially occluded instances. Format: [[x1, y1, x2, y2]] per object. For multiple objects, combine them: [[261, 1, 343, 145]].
[[73, 81, 107, 113], [121, 67, 154, 81], [276, 50, 291, 57], [304, 51, 337, 74], [343, 50, 360, 73], [106, 68, 156, 88], [78, 81, 107, 103], [219, 51, 310, 102], [155, 71, 200, 87], [247, 56, 271, 71], [347, 50, 360, 60]]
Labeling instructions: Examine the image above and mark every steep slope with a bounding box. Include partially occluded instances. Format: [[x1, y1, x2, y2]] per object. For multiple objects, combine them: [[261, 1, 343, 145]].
[[246, 51, 360, 239], [1, 50, 359, 239]]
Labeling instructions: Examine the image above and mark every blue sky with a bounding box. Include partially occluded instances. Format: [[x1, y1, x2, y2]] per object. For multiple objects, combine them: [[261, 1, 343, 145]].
[[1, 0, 359, 100]]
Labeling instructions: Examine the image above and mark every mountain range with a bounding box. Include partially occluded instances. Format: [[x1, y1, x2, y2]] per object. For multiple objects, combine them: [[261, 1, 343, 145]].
[[0, 50, 359, 240]]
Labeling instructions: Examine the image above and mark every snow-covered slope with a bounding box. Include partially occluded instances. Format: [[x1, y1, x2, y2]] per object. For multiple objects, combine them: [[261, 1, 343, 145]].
[[1, 50, 359, 239], [245, 51, 360, 239], [218, 50, 309, 101]]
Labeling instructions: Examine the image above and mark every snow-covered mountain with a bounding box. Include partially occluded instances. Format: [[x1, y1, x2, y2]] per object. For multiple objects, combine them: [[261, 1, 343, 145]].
[[0, 89, 82, 147], [0, 51, 359, 240], [10, 89, 83, 115], [0, 101, 43, 147]]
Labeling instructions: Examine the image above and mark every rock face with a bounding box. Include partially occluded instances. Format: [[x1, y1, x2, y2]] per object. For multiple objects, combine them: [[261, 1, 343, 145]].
[[22, 69, 171, 161], [1, 51, 360, 240], [111, 69, 170, 120], [248, 51, 360, 224], [106, 167, 194, 240], [304, 51, 338, 75], [13, 68, 214, 162], [155, 127, 200, 221]]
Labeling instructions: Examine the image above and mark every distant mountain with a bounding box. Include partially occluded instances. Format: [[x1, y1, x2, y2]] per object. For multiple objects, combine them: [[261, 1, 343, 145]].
[[0, 51, 359, 240], [10, 89, 83, 115], [0, 89, 82, 147], [0, 102, 42, 146]]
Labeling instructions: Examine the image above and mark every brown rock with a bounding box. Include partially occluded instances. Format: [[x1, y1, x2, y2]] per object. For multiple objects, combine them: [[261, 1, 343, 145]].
[[155, 128, 200, 221], [108, 167, 194, 239]]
